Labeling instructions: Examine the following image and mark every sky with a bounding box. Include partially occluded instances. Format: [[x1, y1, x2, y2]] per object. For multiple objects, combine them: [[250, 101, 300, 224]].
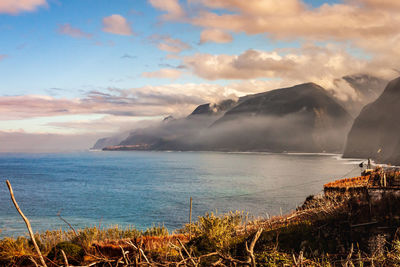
[[0, 0, 399, 152]]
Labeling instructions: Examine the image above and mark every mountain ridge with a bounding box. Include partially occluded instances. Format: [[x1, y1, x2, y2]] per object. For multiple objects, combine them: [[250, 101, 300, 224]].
[[99, 82, 352, 153]]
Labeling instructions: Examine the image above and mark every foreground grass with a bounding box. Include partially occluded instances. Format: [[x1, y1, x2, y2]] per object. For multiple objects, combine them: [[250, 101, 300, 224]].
[[3, 190, 400, 266]]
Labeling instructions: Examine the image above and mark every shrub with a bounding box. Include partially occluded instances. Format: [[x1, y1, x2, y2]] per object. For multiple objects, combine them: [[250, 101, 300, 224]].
[[256, 250, 293, 266], [47, 241, 84, 265], [189, 211, 243, 253], [144, 225, 169, 236], [0, 237, 34, 261]]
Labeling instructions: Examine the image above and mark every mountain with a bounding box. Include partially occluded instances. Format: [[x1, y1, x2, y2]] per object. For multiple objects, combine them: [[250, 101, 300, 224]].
[[100, 82, 352, 153], [205, 83, 353, 152], [187, 99, 237, 117], [91, 133, 129, 150], [115, 100, 236, 151], [343, 77, 400, 164]]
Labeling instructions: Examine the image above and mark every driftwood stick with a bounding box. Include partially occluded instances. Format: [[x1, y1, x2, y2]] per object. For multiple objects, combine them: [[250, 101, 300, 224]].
[[6, 180, 47, 267]]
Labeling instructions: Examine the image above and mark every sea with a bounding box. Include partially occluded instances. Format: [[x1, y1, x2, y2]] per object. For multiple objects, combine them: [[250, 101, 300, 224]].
[[0, 151, 363, 238]]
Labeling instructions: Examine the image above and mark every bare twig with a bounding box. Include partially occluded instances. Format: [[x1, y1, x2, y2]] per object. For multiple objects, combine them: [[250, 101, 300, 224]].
[[61, 249, 69, 267], [140, 248, 150, 264], [125, 239, 150, 264], [245, 228, 263, 267], [57, 210, 78, 237], [344, 244, 354, 267], [169, 242, 186, 262], [6, 180, 47, 267], [177, 238, 197, 266], [29, 256, 39, 267], [119, 245, 130, 265], [293, 251, 304, 266]]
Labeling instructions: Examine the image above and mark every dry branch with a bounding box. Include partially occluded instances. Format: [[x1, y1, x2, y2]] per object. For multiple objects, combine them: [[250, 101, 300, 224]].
[[246, 228, 263, 267], [6, 180, 47, 267], [177, 238, 197, 266], [61, 249, 69, 267]]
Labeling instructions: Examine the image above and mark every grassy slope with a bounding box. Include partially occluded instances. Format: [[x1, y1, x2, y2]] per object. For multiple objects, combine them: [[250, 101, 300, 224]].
[[3, 189, 400, 266]]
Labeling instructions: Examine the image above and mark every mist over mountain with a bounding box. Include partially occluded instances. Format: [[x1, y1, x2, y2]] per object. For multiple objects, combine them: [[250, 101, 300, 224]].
[[343, 76, 400, 165], [204, 83, 352, 152], [336, 74, 388, 116], [96, 100, 238, 150], [97, 82, 353, 153]]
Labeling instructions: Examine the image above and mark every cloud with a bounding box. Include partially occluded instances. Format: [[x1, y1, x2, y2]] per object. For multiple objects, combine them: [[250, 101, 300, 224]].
[[0, 55, 8, 61], [356, 0, 400, 9], [189, 0, 399, 42], [149, 0, 400, 77], [192, 0, 305, 16], [102, 14, 133, 36], [57, 24, 93, 39], [185, 45, 363, 79], [121, 53, 137, 59], [0, 0, 47, 14], [0, 80, 284, 121], [200, 29, 233, 44], [148, 0, 185, 20], [150, 34, 191, 54], [142, 68, 183, 79], [45, 87, 70, 97], [184, 44, 393, 101]]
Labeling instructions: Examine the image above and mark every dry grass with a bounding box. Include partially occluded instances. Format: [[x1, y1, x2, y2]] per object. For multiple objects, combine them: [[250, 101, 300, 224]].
[[3, 175, 400, 266], [324, 175, 370, 189]]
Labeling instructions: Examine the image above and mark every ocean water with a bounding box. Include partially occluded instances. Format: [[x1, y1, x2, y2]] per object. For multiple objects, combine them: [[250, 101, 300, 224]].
[[0, 151, 363, 238]]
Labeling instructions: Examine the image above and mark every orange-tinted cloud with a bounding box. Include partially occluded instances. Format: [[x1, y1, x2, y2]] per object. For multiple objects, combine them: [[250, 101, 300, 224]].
[[184, 44, 391, 101], [0, 80, 288, 121], [149, 0, 185, 20], [189, 0, 399, 42], [102, 14, 133, 36], [57, 24, 93, 39], [200, 29, 233, 44], [149, 35, 191, 55], [142, 68, 183, 80], [0, 0, 47, 14]]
